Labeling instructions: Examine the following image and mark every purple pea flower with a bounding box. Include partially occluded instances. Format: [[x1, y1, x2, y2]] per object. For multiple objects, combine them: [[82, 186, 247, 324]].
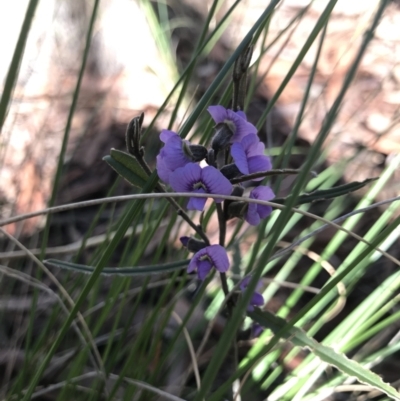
[[251, 323, 264, 338], [188, 244, 230, 280], [231, 134, 272, 180], [240, 275, 264, 311], [169, 163, 232, 211], [208, 105, 257, 144], [245, 186, 275, 226], [156, 130, 207, 184]]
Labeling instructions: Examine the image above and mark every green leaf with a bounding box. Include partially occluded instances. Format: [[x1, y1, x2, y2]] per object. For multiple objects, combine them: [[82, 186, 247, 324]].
[[103, 149, 149, 188], [0, 0, 40, 131], [44, 258, 189, 276], [250, 310, 400, 401], [273, 178, 378, 206]]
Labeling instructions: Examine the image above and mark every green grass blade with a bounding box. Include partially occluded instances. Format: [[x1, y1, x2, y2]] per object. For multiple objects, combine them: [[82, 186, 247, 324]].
[[179, 0, 281, 140], [251, 310, 400, 401], [272, 177, 378, 205], [21, 173, 158, 401], [0, 0, 39, 132], [44, 259, 189, 276]]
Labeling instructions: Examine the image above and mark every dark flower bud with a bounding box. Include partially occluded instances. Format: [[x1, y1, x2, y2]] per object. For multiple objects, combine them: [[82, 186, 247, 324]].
[[206, 149, 215, 167], [180, 236, 190, 247], [226, 201, 247, 221], [125, 113, 144, 156], [180, 236, 207, 253], [211, 122, 235, 153], [220, 163, 241, 180], [188, 144, 208, 162], [223, 186, 244, 219], [231, 186, 244, 197]]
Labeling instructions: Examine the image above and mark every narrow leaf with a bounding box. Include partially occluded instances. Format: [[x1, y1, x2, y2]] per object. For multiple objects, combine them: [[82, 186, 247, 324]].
[[44, 259, 189, 276], [103, 149, 148, 188], [0, 0, 40, 131], [110, 149, 149, 181], [251, 310, 400, 401], [273, 178, 378, 205]]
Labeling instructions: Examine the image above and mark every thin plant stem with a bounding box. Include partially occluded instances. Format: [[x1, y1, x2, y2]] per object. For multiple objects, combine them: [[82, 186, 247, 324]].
[[0, 0, 39, 132]]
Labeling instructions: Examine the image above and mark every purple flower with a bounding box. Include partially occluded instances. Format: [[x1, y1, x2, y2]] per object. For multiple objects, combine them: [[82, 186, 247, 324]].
[[188, 245, 230, 280], [251, 323, 264, 338], [156, 130, 206, 184], [231, 134, 272, 179], [208, 105, 257, 144], [169, 163, 232, 211], [245, 186, 275, 226], [240, 275, 264, 311]]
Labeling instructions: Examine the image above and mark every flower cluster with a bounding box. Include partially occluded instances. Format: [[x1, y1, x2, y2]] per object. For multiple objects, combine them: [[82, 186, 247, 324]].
[[156, 105, 274, 311], [156, 105, 275, 219]]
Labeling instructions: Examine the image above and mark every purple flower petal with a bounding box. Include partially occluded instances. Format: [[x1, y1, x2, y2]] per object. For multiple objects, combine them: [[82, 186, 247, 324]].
[[187, 191, 207, 211], [206, 244, 230, 273], [197, 259, 213, 280], [201, 166, 233, 201], [251, 323, 264, 338], [236, 110, 247, 120], [180, 236, 190, 247], [251, 186, 274, 219], [231, 134, 271, 179], [187, 256, 198, 273], [226, 110, 257, 142], [156, 153, 171, 183], [245, 186, 275, 226], [231, 142, 249, 175], [240, 134, 263, 157], [239, 275, 251, 290], [187, 245, 230, 280], [207, 106, 257, 143], [240, 275, 265, 311], [162, 136, 192, 170], [250, 185, 275, 200], [248, 156, 272, 180], [251, 292, 264, 307], [207, 105, 228, 123], [245, 205, 261, 226], [170, 163, 202, 192], [160, 129, 177, 143], [156, 130, 194, 184], [170, 164, 232, 211]]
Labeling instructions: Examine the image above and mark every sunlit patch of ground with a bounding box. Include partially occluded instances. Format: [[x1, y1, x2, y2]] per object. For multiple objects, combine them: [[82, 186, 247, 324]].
[[0, 0, 182, 234], [233, 0, 400, 199]]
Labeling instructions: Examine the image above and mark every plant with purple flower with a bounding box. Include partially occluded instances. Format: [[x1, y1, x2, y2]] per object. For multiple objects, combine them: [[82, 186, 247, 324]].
[[231, 134, 272, 179], [187, 244, 229, 280], [240, 275, 265, 311], [169, 163, 232, 211], [208, 105, 257, 150], [156, 130, 207, 184], [251, 322, 264, 338], [245, 186, 275, 226], [107, 46, 282, 364]]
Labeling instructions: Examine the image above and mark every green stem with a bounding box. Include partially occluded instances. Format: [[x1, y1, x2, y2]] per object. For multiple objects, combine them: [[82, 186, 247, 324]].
[[0, 0, 39, 132]]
